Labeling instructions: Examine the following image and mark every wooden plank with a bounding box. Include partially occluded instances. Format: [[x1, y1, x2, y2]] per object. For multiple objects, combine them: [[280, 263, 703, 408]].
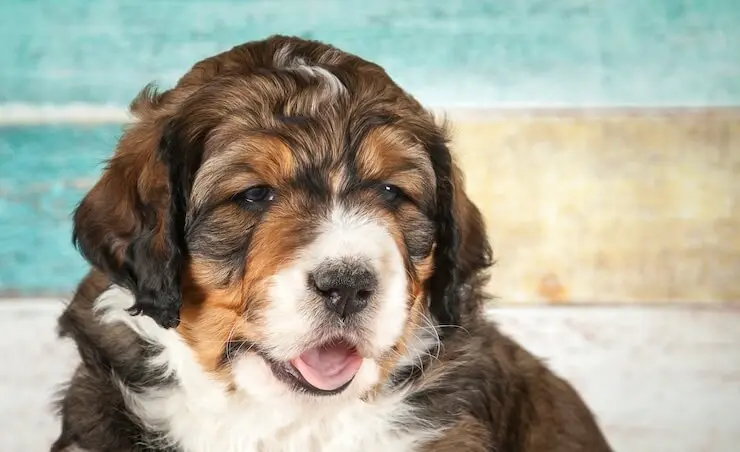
[[0, 125, 118, 294], [492, 304, 740, 452], [2, 109, 740, 300], [450, 109, 740, 303], [0, 0, 738, 106], [1, 301, 738, 452]]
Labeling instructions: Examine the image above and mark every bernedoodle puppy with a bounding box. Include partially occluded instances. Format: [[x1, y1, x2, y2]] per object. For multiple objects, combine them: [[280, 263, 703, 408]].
[[51, 35, 612, 452]]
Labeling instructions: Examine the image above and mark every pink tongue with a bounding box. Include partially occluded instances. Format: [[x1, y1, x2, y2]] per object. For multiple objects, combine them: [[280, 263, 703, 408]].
[[291, 343, 363, 391]]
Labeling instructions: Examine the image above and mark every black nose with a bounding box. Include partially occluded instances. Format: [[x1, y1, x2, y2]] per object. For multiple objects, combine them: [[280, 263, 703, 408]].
[[310, 260, 377, 318]]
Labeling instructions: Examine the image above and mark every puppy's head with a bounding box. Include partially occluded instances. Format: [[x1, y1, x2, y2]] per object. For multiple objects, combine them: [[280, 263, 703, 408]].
[[73, 36, 492, 397]]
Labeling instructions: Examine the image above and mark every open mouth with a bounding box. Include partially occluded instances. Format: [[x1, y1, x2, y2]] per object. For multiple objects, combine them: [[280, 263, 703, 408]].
[[264, 339, 364, 396]]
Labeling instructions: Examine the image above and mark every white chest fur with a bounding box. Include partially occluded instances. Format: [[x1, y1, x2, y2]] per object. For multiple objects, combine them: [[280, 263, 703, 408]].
[[96, 287, 434, 452], [135, 383, 426, 452]]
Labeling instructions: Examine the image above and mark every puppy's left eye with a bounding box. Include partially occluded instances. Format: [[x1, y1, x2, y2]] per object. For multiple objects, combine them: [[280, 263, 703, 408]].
[[379, 184, 403, 203], [233, 185, 276, 209]]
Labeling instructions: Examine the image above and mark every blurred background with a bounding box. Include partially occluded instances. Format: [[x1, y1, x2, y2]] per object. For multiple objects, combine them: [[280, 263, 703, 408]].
[[1, 1, 738, 450]]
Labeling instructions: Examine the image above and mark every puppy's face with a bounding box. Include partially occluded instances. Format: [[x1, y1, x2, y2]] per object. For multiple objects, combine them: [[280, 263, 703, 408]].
[[73, 36, 491, 398], [183, 111, 437, 397]]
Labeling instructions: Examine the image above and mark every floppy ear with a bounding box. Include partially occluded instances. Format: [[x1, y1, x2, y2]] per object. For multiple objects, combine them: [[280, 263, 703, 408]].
[[427, 132, 493, 326], [72, 95, 190, 328]]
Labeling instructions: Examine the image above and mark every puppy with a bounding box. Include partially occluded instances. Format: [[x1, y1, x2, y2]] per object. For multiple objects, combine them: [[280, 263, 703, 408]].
[[52, 35, 612, 452]]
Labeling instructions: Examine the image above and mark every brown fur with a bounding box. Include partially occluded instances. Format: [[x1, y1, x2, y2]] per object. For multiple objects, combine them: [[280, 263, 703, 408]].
[[413, 316, 613, 451]]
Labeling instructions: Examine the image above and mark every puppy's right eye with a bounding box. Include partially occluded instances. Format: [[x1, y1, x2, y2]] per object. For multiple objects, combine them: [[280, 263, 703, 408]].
[[233, 185, 276, 210]]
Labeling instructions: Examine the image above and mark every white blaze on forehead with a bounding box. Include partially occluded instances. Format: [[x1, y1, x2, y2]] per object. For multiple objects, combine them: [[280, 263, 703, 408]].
[[264, 204, 409, 360], [309, 206, 392, 265]]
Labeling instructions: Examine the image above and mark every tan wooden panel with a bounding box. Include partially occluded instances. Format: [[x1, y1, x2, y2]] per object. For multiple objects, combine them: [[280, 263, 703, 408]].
[[446, 109, 740, 303]]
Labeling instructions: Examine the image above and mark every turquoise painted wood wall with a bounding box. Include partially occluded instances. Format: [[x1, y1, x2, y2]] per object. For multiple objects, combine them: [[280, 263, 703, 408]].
[[2, 0, 739, 107], [1, 0, 739, 294]]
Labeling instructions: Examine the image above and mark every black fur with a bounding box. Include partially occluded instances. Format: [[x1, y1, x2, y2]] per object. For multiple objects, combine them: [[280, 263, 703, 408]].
[[71, 114, 209, 330], [72, 195, 182, 329], [71, 130, 184, 329], [425, 133, 494, 329], [392, 316, 612, 451], [51, 271, 177, 452]]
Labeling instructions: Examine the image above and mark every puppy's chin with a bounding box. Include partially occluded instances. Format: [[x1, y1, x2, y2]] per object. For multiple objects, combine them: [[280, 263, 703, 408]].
[[231, 351, 383, 402]]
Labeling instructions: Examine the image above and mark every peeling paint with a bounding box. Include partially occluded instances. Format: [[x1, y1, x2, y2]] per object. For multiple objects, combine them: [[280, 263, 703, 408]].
[[537, 272, 569, 303]]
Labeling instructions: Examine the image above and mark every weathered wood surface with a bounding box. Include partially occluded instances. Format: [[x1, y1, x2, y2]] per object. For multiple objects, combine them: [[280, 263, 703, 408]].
[[1, 0, 738, 107], [1, 0, 738, 297], [450, 110, 740, 303], [3, 110, 738, 302]]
